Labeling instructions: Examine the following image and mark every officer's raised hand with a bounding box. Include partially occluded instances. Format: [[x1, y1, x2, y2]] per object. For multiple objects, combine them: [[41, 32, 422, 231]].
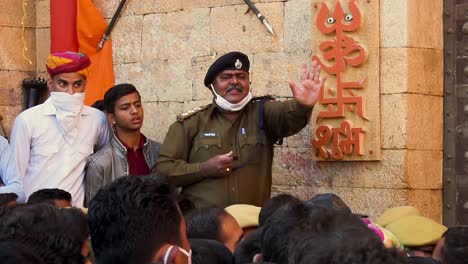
[[288, 59, 326, 108], [200, 151, 234, 178]]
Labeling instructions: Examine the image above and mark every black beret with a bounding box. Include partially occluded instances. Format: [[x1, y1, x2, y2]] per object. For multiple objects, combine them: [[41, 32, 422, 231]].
[[204, 51, 250, 87]]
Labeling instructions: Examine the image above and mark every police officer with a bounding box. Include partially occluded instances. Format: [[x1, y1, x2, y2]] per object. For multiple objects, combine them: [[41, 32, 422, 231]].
[[155, 51, 326, 208]]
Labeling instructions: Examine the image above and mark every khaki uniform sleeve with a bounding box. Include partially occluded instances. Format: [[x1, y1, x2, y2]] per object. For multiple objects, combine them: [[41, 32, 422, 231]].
[[263, 100, 312, 141], [154, 121, 204, 187]]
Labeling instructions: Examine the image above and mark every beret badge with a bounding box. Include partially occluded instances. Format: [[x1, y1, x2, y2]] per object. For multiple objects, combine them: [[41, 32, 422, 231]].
[[235, 59, 242, 69]]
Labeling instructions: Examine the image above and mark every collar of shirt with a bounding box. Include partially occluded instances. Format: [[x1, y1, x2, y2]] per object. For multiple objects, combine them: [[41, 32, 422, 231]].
[[115, 132, 147, 152]]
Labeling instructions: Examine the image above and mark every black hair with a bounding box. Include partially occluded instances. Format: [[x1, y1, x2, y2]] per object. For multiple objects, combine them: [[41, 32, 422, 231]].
[[261, 202, 309, 263], [441, 226, 468, 264], [186, 207, 229, 242], [0, 193, 18, 207], [88, 175, 182, 264], [27, 188, 72, 205], [258, 193, 301, 226], [288, 207, 408, 264], [234, 227, 262, 264], [190, 238, 234, 264], [178, 195, 196, 216], [407, 256, 441, 264], [91, 99, 105, 111], [103, 83, 140, 114], [0, 203, 88, 264], [0, 240, 46, 264]]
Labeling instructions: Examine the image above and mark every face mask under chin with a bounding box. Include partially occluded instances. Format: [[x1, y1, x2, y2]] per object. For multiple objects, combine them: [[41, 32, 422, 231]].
[[210, 84, 252, 112]]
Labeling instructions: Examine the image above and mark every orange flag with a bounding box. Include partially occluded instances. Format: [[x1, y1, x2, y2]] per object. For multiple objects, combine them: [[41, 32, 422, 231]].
[[76, 0, 115, 106]]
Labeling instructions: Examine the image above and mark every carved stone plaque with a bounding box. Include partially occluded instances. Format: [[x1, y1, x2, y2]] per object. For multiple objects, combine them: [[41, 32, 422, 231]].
[[311, 0, 381, 161]]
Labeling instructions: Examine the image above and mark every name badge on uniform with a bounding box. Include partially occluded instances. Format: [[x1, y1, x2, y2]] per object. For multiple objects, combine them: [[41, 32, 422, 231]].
[[200, 132, 219, 138]]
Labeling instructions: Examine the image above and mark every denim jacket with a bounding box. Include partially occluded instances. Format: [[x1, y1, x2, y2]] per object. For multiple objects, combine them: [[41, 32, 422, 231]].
[[85, 134, 160, 205]]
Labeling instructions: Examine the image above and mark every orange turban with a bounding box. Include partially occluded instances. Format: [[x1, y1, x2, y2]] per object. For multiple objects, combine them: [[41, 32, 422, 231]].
[[46, 51, 91, 78]]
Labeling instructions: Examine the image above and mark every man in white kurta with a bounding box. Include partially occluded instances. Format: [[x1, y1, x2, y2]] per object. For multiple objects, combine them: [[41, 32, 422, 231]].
[[10, 51, 110, 206]]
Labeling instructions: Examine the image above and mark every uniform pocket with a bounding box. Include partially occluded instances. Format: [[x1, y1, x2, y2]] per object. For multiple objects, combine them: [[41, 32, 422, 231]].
[[193, 137, 221, 151], [238, 135, 261, 164], [190, 137, 222, 162]]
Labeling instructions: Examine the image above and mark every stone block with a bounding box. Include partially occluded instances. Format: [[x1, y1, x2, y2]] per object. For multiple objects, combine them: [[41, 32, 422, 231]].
[[319, 149, 408, 189], [380, 48, 408, 95], [272, 147, 328, 188], [36, 28, 50, 72], [381, 47, 444, 96], [407, 94, 443, 150], [0, 69, 24, 102], [406, 150, 443, 189], [111, 15, 143, 64], [381, 94, 408, 149], [332, 187, 408, 219], [380, 0, 407, 48], [36, 0, 49, 28], [408, 189, 443, 223], [407, 48, 443, 96], [141, 9, 210, 62], [191, 55, 216, 101], [94, 0, 181, 17], [283, 122, 313, 148], [270, 184, 332, 201], [0, 0, 35, 27], [251, 52, 310, 97], [284, 0, 311, 53], [125, 0, 182, 15], [113, 63, 146, 93], [0, 105, 22, 136], [407, 0, 443, 49], [0, 70, 32, 92], [93, 0, 121, 18], [141, 101, 184, 142], [182, 100, 213, 113], [211, 3, 284, 54], [182, 0, 267, 10], [0, 27, 35, 71], [141, 58, 192, 102]]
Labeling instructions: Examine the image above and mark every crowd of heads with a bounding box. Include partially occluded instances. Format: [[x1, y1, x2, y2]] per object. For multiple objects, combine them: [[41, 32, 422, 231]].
[[1, 175, 466, 264]]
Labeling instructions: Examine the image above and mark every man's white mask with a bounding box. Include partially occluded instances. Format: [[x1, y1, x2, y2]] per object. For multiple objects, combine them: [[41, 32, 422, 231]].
[[49, 92, 85, 142], [210, 84, 252, 112]]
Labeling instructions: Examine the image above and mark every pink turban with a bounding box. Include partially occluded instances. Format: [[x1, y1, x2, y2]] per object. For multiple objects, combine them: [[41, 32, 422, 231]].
[[46, 51, 91, 78]]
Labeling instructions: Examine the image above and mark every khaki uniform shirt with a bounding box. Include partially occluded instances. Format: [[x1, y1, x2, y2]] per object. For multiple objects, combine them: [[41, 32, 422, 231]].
[[155, 98, 312, 208]]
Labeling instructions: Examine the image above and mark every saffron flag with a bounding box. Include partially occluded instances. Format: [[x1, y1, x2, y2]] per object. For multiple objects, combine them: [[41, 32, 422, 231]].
[[50, 0, 115, 106], [50, 0, 78, 52]]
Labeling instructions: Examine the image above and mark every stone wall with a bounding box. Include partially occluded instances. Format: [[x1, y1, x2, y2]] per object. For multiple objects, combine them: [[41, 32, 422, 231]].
[[0, 0, 36, 135], [5, 0, 443, 220]]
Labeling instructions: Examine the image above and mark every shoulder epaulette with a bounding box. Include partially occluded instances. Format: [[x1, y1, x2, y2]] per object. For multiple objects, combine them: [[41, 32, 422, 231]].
[[177, 104, 210, 121], [251, 95, 276, 103]]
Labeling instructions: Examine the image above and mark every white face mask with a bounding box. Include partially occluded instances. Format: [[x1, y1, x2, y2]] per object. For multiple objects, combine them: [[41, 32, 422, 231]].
[[49, 92, 85, 117], [211, 84, 252, 112], [49, 92, 85, 142]]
